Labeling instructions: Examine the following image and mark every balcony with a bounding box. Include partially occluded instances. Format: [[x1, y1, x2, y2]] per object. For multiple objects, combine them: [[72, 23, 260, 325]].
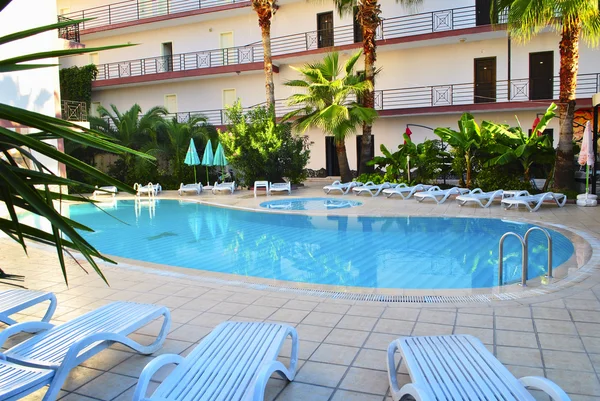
[[58, 16, 81, 43], [169, 73, 600, 126], [61, 100, 88, 121], [59, 0, 251, 33]]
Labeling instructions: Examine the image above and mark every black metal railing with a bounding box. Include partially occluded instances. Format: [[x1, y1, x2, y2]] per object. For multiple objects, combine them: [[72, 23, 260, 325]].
[[59, 0, 250, 30], [58, 16, 80, 43], [96, 45, 262, 80], [164, 73, 600, 125], [61, 100, 87, 121]]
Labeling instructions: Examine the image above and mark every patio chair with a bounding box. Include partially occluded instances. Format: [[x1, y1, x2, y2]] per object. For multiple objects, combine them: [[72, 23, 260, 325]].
[[268, 181, 291, 195], [387, 335, 569, 401], [323, 180, 363, 195], [0, 290, 57, 326], [501, 192, 567, 212], [0, 301, 170, 401], [135, 182, 161, 197], [212, 181, 236, 194], [383, 184, 434, 199], [132, 321, 298, 401], [178, 183, 203, 196], [413, 186, 470, 204], [92, 185, 117, 199], [456, 188, 504, 208], [353, 181, 401, 197]]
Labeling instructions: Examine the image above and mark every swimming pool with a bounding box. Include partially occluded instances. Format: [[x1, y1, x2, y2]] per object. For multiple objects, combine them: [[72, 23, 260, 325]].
[[38, 200, 575, 289], [260, 197, 362, 210]]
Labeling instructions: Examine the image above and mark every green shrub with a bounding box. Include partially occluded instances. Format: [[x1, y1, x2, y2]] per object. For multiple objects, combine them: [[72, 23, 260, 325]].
[[59, 64, 98, 107], [357, 173, 385, 184], [476, 167, 532, 192]]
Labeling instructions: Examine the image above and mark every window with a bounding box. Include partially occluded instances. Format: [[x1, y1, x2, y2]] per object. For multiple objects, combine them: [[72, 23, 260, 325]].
[[222, 89, 237, 108], [353, 6, 363, 43], [164, 95, 177, 113], [89, 52, 99, 65], [90, 102, 101, 117]]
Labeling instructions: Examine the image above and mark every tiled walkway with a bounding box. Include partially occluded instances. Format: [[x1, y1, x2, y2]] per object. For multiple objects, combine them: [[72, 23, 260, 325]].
[[3, 181, 600, 400]]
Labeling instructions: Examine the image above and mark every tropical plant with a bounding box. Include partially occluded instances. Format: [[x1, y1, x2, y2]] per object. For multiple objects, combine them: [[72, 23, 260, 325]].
[[89, 104, 167, 183], [150, 115, 211, 185], [59, 64, 98, 108], [434, 113, 490, 188], [219, 102, 311, 185], [283, 51, 377, 182], [252, 0, 278, 108], [483, 103, 557, 181], [0, 3, 151, 283], [491, 0, 600, 190], [331, 0, 423, 175]]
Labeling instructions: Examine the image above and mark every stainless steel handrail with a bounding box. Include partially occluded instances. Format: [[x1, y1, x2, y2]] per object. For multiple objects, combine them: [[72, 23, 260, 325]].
[[524, 227, 553, 278]]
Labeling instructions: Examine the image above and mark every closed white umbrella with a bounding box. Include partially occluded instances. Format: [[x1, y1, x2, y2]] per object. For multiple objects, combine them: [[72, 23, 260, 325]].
[[578, 121, 595, 194]]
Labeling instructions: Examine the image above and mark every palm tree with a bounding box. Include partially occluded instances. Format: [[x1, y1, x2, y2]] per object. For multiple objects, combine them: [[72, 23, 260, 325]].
[[283, 51, 377, 182], [331, 0, 423, 175], [89, 104, 167, 181], [491, 0, 600, 190], [151, 115, 210, 184], [252, 0, 278, 108]]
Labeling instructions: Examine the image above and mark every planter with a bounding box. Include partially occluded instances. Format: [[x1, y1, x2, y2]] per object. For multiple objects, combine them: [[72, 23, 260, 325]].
[[576, 193, 598, 207]]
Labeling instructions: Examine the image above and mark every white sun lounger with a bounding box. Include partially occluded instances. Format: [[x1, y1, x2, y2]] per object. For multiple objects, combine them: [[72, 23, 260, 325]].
[[132, 321, 298, 401], [268, 181, 291, 195], [323, 180, 363, 195], [178, 183, 203, 196], [92, 185, 117, 199], [456, 188, 505, 208], [135, 182, 161, 197], [0, 301, 170, 401], [212, 181, 236, 194], [0, 290, 57, 326], [387, 335, 569, 401], [383, 184, 434, 199], [414, 186, 471, 204], [353, 181, 401, 197], [501, 192, 567, 212]]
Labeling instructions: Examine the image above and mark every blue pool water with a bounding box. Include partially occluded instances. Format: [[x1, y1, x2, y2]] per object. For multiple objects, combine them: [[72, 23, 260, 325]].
[[37, 200, 575, 289], [261, 197, 362, 210]]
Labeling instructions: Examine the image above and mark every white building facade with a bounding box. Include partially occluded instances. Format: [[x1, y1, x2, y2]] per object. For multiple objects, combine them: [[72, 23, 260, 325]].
[[57, 0, 600, 174]]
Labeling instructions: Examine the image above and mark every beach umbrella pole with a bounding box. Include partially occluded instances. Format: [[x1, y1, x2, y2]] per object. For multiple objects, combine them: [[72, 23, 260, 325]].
[[587, 164, 590, 194], [193, 166, 197, 183], [206, 167, 209, 186]]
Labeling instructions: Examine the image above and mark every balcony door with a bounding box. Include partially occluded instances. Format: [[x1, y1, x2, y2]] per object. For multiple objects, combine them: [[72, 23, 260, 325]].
[[326, 137, 340, 176], [529, 51, 554, 100], [353, 7, 363, 43], [317, 12, 334, 48], [220, 32, 234, 66], [474, 57, 496, 103], [476, 0, 492, 26], [160, 42, 173, 72]]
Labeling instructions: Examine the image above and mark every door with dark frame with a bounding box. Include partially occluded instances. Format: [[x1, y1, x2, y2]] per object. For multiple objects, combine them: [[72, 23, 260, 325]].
[[326, 136, 340, 176], [475, 0, 492, 26], [529, 51, 554, 100], [474, 57, 496, 104], [317, 11, 334, 48]]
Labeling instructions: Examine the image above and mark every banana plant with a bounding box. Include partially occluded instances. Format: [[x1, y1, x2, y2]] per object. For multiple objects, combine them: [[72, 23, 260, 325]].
[[0, 0, 152, 284], [434, 113, 488, 188], [483, 103, 557, 182]]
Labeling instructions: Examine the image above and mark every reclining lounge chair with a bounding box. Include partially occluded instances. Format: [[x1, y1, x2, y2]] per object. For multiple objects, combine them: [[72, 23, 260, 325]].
[[323, 181, 362, 195], [501, 192, 567, 212], [0, 290, 57, 326]]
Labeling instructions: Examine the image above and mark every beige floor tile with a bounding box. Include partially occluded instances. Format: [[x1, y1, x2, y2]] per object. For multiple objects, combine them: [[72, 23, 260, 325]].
[[189, 312, 231, 328], [264, 379, 288, 401], [339, 367, 390, 395], [453, 326, 494, 345], [75, 372, 137, 400], [331, 390, 383, 401], [313, 303, 351, 314], [302, 311, 343, 328], [495, 346, 543, 368], [269, 308, 310, 324], [455, 313, 494, 328], [353, 349, 388, 371], [276, 382, 334, 401], [178, 298, 221, 312], [295, 361, 348, 387], [167, 324, 213, 342], [373, 319, 414, 336], [534, 319, 578, 335], [381, 308, 420, 321], [337, 315, 378, 331], [418, 310, 456, 325], [252, 296, 289, 308], [538, 333, 585, 352], [295, 324, 333, 342], [347, 305, 385, 317], [310, 343, 360, 365], [411, 322, 453, 336], [546, 369, 600, 396], [226, 293, 262, 304], [325, 328, 370, 347], [364, 333, 400, 351], [531, 307, 572, 321], [169, 308, 203, 324], [542, 350, 594, 372], [80, 349, 132, 371], [571, 310, 600, 324], [207, 301, 248, 315], [564, 299, 600, 311], [281, 339, 319, 360], [575, 322, 600, 337], [283, 300, 318, 311], [495, 316, 535, 332], [496, 330, 539, 348], [237, 305, 278, 319], [494, 307, 531, 318], [582, 336, 600, 354], [62, 366, 104, 392]]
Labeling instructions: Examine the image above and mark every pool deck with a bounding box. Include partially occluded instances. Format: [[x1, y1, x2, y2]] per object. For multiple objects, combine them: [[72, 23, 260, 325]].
[[3, 180, 600, 400]]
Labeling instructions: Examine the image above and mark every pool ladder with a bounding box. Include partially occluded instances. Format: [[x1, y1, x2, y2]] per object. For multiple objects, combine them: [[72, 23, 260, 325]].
[[498, 227, 553, 286]]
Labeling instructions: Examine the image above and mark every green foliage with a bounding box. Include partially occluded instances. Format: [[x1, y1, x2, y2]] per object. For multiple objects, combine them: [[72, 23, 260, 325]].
[[476, 167, 532, 192], [219, 102, 311, 185], [356, 172, 385, 184], [59, 64, 98, 108]]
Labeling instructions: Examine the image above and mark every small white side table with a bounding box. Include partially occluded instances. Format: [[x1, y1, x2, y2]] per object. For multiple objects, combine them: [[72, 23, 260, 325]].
[[254, 181, 269, 197]]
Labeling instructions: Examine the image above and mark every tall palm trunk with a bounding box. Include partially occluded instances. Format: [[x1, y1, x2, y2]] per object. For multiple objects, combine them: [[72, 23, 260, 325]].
[[357, 0, 381, 175], [336, 139, 352, 182], [253, 1, 276, 110], [554, 21, 580, 190]]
